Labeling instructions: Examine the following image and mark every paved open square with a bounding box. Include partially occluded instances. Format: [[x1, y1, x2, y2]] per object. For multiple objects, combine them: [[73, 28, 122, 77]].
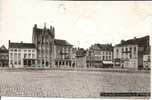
[[0, 70, 150, 97]]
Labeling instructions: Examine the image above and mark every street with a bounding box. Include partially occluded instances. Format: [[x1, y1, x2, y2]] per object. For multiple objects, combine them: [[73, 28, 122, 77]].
[[0, 70, 150, 97]]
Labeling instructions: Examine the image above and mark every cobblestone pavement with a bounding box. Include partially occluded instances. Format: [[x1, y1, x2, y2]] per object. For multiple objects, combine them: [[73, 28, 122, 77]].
[[0, 70, 150, 97]]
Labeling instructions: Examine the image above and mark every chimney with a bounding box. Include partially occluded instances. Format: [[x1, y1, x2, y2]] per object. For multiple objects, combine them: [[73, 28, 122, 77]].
[[121, 40, 125, 44], [21, 41, 23, 43], [52, 27, 55, 33], [8, 40, 10, 48], [8, 40, 10, 44], [52, 26, 55, 38], [50, 25, 52, 30], [44, 22, 46, 29], [34, 24, 37, 28], [134, 37, 136, 40]]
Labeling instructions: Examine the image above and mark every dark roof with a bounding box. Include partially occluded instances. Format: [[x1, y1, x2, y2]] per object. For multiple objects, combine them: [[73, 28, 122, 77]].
[[90, 44, 113, 51], [54, 39, 72, 46], [0, 45, 8, 53], [115, 36, 150, 47], [9, 42, 36, 49], [144, 46, 151, 55], [76, 48, 86, 57], [0, 45, 7, 50]]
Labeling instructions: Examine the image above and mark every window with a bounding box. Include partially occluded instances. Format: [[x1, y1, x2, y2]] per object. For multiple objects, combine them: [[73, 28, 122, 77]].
[[116, 49, 119, 54], [18, 60, 21, 65], [18, 53, 21, 58], [18, 49, 21, 52], [130, 54, 132, 59], [24, 50, 27, 52], [148, 56, 150, 62], [11, 49, 13, 52], [106, 52, 108, 55], [28, 54, 31, 58], [134, 47, 136, 52], [14, 49, 17, 52], [37, 60, 40, 65], [130, 47, 132, 52], [10, 60, 13, 64], [10, 53, 13, 59], [14, 61, 17, 65], [32, 54, 35, 59], [24, 54, 27, 58], [103, 56, 105, 60], [14, 53, 17, 59], [24, 60, 27, 65], [18, 53, 21, 61], [32, 50, 35, 52], [126, 47, 128, 52], [122, 48, 124, 53], [28, 50, 31, 52], [109, 56, 111, 60], [106, 56, 108, 60], [32, 60, 35, 65], [109, 52, 111, 55]]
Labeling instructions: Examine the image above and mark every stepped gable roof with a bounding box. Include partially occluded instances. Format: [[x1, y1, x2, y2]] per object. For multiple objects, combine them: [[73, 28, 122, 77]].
[[0, 45, 8, 53], [9, 42, 36, 49], [115, 35, 150, 47], [90, 44, 113, 51], [54, 39, 73, 46], [33, 24, 55, 38]]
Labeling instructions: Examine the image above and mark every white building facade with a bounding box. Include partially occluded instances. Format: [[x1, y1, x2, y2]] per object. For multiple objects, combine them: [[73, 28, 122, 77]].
[[113, 45, 138, 69], [113, 36, 150, 70], [9, 41, 37, 68]]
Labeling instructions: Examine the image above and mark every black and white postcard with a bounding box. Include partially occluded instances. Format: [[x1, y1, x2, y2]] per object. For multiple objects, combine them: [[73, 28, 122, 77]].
[[0, 0, 151, 99]]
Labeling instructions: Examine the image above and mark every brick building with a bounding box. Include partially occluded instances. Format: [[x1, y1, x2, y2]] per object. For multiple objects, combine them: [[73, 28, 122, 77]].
[[32, 24, 55, 68], [32, 24, 73, 68]]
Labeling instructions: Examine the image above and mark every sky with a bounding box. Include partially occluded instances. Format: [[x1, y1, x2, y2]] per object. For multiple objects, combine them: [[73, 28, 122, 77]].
[[0, 0, 152, 49]]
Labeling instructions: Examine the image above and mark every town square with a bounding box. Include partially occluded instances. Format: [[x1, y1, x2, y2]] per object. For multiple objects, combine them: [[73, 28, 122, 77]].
[[0, 1, 151, 98]]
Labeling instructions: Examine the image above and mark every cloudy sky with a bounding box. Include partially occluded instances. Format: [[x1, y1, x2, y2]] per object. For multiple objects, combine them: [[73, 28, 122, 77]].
[[0, 0, 152, 48]]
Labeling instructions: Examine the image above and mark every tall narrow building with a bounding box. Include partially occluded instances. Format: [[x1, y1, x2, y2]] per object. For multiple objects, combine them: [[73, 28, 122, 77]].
[[32, 24, 55, 68]]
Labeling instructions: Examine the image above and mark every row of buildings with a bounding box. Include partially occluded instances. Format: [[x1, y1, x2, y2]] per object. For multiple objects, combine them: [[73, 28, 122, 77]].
[[0, 24, 151, 70]]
